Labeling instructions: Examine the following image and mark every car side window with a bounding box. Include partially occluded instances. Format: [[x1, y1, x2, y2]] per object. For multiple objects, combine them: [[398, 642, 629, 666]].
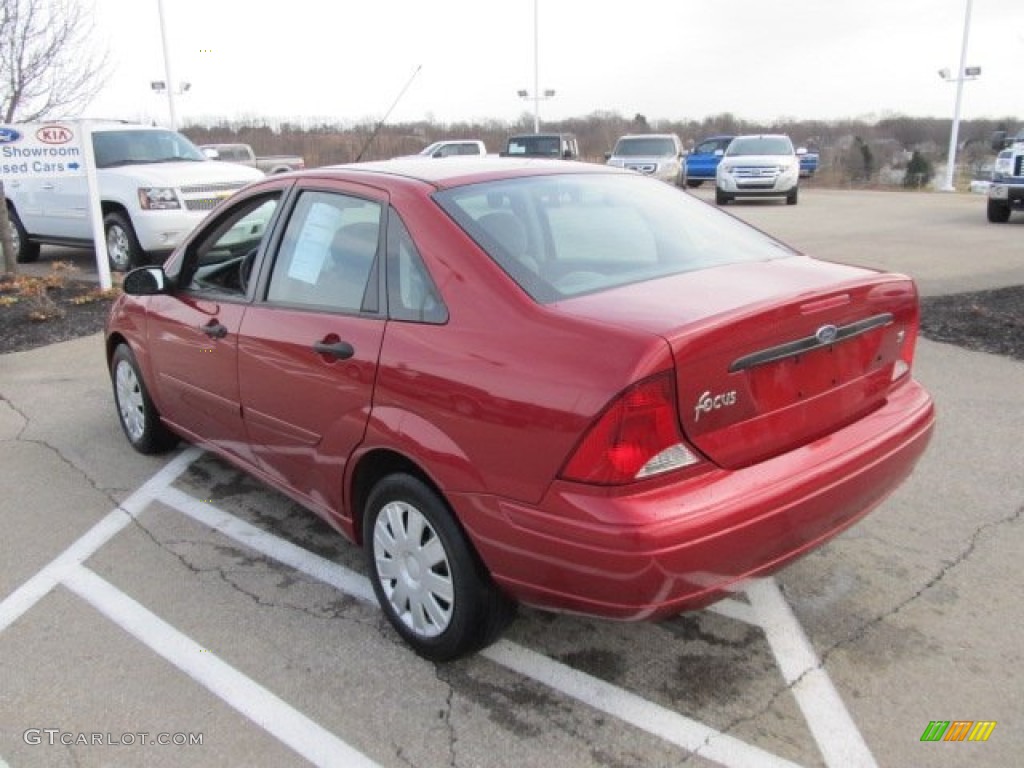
[[267, 190, 382, 313], [183, 193, 280, 296], [385, 210, 447, 324]]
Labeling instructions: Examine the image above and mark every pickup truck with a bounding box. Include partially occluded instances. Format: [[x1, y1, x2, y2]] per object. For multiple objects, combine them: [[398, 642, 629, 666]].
[[200, 142, 305, 174], [501, 133, 579, 160], [3, 121, 263, 270], [987, 131, 1024, 223], [413, 140, 487, 158]]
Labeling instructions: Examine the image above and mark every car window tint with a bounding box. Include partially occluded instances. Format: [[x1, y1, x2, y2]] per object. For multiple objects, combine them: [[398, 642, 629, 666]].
[[436, 174, 795, 302], [267, 190, 382, 313], [185, 193, 280, 296], [386, 210, 447, 324]]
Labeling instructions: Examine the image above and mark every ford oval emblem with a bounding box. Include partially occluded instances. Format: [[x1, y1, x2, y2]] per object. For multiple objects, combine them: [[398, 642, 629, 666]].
[[815, 324, 839, 344], [0, 127, 23, 144]]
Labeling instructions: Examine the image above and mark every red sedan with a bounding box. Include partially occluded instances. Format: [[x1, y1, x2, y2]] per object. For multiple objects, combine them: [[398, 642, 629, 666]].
[[106, 158, 934, 660]]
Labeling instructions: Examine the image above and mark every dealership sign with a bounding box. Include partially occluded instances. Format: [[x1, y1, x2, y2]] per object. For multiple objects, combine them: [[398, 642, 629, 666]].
[[0, 123, 85, 178]]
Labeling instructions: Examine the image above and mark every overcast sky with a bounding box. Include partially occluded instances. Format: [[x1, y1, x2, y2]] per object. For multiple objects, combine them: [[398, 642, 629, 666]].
[[86, 0, 1024, 128]]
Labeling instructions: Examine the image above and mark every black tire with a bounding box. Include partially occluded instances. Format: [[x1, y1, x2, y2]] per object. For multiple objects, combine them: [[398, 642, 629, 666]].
[[104, 211, 144, 272], [364, 473, 514, 661], [7, 206, 41, 263], [110, 344, 177, 454], [986, 199, 1011, 223], [786, 186, 799, 206], [715, 187, 731, 205], [686, 179, 704, 188]]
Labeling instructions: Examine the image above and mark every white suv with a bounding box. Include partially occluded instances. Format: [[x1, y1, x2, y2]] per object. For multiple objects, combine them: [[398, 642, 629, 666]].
[[4, 121, 263, 270], [715, 134, 800, 205], [605, 133, 686, 186]]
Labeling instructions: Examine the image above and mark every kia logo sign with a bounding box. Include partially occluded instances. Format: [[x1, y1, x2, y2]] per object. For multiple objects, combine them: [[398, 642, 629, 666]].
[[0, 127, 23, 144], [36, 125, 74, 144]]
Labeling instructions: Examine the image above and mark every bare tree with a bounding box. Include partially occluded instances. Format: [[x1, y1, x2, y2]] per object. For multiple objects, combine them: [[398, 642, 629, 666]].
[[1, 0, 109, 123]]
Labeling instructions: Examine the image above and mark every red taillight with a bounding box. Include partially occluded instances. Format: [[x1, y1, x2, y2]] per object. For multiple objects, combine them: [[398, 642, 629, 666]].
[[560, 373, 702, 485]]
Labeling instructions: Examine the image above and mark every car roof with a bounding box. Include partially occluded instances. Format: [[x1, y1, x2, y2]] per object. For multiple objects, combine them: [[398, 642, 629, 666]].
[[321, 157, 619, 189], [617, 133, 678, 140]]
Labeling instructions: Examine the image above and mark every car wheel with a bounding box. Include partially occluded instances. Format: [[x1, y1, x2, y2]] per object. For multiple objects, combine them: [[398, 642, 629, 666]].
[[986, 199, 1011, 223], [686, 179, 704, 188], [364, 473, 514, 661], [104, 212, 144, 272], [715, 187, 731, 205], [7, 206, 41, 263], [110, 344, 178, 454], [786, 187, 799, 206]]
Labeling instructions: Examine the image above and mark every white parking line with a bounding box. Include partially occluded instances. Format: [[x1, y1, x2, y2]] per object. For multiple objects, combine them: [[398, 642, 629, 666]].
[[159, 483, 871, 768], [2, 447, 877, 768], [62, 565, 380, 768], [747, 579, 878, 768], [484, 641, 804, 768], [0, 447, 201, 633]]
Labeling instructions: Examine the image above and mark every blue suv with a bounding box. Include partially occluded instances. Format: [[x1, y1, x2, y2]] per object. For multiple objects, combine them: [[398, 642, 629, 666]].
[[685, 135, 734, 187]]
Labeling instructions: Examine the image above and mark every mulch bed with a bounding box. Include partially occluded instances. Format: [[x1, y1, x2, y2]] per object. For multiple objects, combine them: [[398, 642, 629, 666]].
[[1, 275, 116, 355], [1, 272, 1022, 362]]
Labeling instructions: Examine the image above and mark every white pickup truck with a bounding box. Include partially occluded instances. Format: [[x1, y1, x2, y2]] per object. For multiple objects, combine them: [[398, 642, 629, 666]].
[[3, 121, 263, 270], [199, 142, 305, 174], [404, 139, 487, 158]]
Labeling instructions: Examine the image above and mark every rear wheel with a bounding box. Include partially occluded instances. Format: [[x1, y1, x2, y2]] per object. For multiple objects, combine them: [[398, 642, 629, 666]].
[[986, 199, 1011, 223], [364, 473, 514, 661], [104, 212, 144, 272], [7, 206, 41, 263], [110, 344, 177, 454]]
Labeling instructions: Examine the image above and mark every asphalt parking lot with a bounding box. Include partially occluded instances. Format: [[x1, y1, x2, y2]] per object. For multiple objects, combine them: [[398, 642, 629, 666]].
[[1, 187, 1022, 767]]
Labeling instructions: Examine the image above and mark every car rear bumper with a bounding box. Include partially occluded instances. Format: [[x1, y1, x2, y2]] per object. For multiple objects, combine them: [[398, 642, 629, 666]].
[[453, 378, 934, 620]]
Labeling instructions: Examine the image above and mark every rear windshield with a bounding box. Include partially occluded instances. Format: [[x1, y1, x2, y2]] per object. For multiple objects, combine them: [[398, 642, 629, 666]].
[[613, 137, 677, 157], [726, 136, 794, 157], [435, 173, 795, 303], [506, 136, 561, 157]]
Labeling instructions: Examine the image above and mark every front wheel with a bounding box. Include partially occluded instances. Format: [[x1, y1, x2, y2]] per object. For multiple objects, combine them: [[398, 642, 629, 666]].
[[364, 474, 514, 661], [715, 187, 731, 205], [7, 206, 41, 263], [110, 344, 178, 454], [986, 199, 1011, 223], [786, 186, 799, 205], [104, 212, 144, 272]]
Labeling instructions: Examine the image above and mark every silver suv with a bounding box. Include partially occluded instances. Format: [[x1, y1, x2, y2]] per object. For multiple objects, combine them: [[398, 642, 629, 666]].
[[605, 134, 686, 186], [715, 134, 800, 205]]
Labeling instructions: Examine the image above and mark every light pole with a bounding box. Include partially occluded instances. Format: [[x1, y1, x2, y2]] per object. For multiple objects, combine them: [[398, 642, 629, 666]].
[[517, 0, 555, 133], [939, 0, 981, 192], [156, 0, 179, 129]]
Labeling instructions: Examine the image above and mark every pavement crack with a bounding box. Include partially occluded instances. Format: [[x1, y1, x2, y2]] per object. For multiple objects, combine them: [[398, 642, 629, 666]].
[[434, 663, 459, 768], [696, 502, 1024, 760], [2, 394, 122, 507]]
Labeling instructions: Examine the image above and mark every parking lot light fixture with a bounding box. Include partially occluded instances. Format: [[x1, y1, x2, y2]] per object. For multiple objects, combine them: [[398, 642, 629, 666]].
[[940, 0, 979, 192]]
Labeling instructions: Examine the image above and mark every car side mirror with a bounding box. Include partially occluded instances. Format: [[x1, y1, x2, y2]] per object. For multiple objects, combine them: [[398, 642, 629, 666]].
[[122, 266, 170, 296], [603, 151, 611, 160], [991, 131, 1008, 151], [563, 149, 573, 159]]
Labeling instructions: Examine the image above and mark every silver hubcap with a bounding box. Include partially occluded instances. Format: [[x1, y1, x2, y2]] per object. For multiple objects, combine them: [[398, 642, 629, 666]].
[[114, 359, 146, 441], [373, 501, 454, 638], [107, 224, 131, 269]]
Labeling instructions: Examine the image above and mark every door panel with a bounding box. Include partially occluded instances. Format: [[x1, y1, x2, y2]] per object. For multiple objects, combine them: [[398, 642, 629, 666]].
[[238, 186, 388, 518]]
